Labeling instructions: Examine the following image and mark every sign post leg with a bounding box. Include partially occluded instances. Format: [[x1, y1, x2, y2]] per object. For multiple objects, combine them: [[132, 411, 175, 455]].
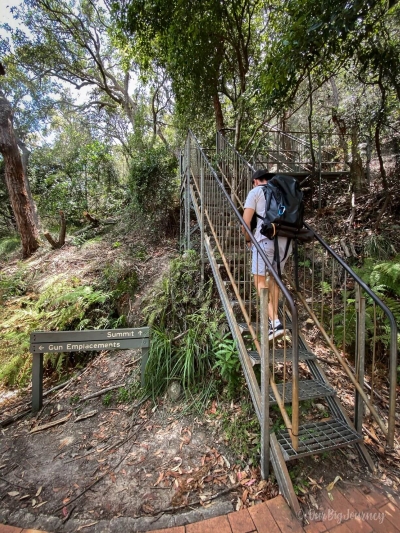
[[141, 347, 149, 388], [32, 353, 44, 413]]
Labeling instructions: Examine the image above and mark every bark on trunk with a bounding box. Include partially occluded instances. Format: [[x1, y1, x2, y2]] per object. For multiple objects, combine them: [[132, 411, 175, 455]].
[[349, 125, 365, 193], [213, 93, 225, 132], [0, 94, 40, 258], [44, 211, 66, 249], [18, 138, 40, 228], [330, 78, 349, 163]]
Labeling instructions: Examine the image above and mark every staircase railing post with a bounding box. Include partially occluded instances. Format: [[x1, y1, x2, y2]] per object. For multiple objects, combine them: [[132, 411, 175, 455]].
[[260, 287, 270, 479], [318, 133, 322, 210], [186, 134, 191, 250], [366, 136, 371, 187], [200, 165, 205, 285], [179, 151, 184, 251], [355, 288, 366, 433]]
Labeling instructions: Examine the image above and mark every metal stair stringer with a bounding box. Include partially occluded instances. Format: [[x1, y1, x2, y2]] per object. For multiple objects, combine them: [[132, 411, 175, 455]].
[[189, 183, 262, 421]]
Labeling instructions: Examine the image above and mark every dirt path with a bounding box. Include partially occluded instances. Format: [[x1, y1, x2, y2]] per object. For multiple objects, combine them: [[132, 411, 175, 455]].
[[0, 348, 276, 532]]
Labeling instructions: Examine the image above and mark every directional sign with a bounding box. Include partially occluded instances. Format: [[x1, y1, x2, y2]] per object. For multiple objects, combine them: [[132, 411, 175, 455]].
[[30, 327, 151, 413], [30, 338, 149, 354], [30, 327, 149, 344]]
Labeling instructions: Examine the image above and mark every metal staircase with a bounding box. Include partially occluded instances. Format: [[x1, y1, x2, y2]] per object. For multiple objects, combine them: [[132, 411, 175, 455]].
[[180, 130, 398, 517], [246, 123, 351, 178]]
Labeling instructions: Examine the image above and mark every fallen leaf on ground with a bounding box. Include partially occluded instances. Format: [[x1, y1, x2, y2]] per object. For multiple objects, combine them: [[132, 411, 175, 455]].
[[326, 475, 342, 492], [154, 472, 164, 486], [34, 501, 47, 508], [77, 522, 99, 530]]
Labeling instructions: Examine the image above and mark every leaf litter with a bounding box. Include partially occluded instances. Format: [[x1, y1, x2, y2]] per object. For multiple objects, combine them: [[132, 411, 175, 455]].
[[0, 347, 279, 527]]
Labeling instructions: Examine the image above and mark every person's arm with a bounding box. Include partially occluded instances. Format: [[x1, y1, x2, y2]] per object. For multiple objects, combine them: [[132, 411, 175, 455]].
[[242, 207, 254, 244]]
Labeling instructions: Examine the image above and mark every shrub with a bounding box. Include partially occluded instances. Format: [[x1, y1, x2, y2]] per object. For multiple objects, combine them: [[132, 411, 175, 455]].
[[142, 250, 227, 396], [0, 277, 118, 386], [128, 145, 179, 238]]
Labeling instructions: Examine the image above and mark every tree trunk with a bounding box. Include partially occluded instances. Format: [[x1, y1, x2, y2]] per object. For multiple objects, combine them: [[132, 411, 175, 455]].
[[0, 94, 40, 257], [17, 138, 40, 228], [349, 124, 365, 193], [213, 93, 225, 132], [330, 77, 349, 164], [44, 210, 66, 249]]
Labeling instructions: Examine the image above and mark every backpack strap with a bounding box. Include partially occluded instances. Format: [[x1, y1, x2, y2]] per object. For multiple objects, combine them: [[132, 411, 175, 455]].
[[281, 237, 291, 262], [274, 238, 282, 279], [293, 238, 299, 291], [274, 237, 292, 280]]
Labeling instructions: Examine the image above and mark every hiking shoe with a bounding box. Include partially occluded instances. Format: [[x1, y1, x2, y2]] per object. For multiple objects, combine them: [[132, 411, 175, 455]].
[[268, 322, 286, 341]]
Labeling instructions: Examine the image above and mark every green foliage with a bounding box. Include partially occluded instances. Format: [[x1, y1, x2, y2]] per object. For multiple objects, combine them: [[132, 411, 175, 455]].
[[70, 394, 80, 405], [333, 257, 400, 356], [259, 0, 388, 112], [0, 236, 21, 258], [221, 398, 260, 466], [320, 281, 332, 295], [128, 145, 178, 237], [363, 233, 395, 260], [30, 117, 123, 226], [0, 277, 117, 386], [117, 381, 141, 403], [101, 261, 138, 300], [142, 250, 226, 396], [71, 227, 104, 247], [0, 265, 29, 302], [213, 334, 241, 399], [102, 392, 114, 406]]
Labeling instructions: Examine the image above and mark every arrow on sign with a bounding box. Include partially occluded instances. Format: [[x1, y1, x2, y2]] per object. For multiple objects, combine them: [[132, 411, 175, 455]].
[[39, 346, 44, 350]]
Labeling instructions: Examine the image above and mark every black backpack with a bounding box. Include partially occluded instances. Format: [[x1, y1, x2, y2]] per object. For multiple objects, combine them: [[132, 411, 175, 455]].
[[261, 175, 302, 237], [253, 174, 313, 279], [257, 174, 313, 242]]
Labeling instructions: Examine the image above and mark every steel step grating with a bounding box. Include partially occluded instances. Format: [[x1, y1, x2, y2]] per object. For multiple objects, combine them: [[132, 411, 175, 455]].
[[276, 418, 362, 461], [270, 379, 335, 405], [238, 321, 293, 333], [248, 348, 315, 365]]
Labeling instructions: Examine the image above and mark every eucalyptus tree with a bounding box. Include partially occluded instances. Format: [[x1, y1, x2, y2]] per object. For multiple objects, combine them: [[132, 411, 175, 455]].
[[0, 42, 63, 228], [0, 91, 40, 257], [114, 0, 265, 149], [8, 0, 177, 151], [9, 0, 137, 122], [30, 111, 121, 224]]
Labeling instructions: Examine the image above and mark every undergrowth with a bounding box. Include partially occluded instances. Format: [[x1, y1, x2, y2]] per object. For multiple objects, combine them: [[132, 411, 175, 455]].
[[0, 235, 21, 259], [142, 250, 234, 399], [332, 256, 400, 358], [221, 396, 260, 467], [0, 276, 120, 386]]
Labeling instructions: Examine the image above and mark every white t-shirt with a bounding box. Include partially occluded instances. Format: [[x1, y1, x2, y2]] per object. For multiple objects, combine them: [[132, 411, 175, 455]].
[[244, 185, 266, 242]]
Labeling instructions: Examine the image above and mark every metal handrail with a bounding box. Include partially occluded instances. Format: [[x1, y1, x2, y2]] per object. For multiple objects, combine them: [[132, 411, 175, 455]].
[[187, 129, 300, 449], [305, 222, 398, 447], [214, 130, 398, 449]]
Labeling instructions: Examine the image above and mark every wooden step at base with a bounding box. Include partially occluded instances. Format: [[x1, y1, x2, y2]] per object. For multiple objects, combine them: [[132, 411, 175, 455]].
[[270, 379, 335, 405], [248, 348, 315, 365], [276, 418, 362, 461]]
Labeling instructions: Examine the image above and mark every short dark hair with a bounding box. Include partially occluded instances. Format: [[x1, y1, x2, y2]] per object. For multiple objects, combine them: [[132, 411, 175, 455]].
[[252, 169, 275, 182]]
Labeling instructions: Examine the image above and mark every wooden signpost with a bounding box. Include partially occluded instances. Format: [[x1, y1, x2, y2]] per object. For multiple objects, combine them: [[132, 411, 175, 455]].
[[30, 327, 150, 412]]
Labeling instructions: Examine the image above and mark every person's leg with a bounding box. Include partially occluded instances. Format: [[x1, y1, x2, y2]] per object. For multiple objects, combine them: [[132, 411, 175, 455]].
[[252, 238, 290, 339], [252, 240, 277, 324], [268, 276, 279, 323], [253, 273, 266, 295]]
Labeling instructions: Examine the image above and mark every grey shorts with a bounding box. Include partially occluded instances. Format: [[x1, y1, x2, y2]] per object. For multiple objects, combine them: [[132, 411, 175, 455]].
[[251, 237, 292, 276]]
